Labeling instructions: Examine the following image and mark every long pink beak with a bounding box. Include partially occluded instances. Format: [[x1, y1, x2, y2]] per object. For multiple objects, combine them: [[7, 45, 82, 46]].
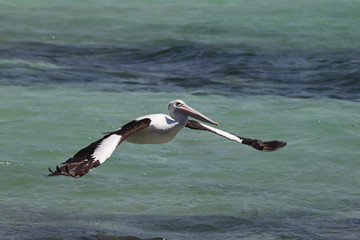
[[177, 103, 218, 125]]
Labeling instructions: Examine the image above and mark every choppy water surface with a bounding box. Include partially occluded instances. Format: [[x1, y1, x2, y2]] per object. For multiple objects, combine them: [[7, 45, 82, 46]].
[[1, 0, 360, 239], [1, 42, 359, 100]]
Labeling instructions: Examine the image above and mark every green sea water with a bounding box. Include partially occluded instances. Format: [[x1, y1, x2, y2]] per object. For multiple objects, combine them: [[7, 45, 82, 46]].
[[1, 0, 360, 239], [1, 0, 360, 51], [1, 86, 359, 239]]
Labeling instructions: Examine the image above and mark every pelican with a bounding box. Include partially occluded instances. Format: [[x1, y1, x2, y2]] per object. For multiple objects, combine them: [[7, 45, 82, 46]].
[[48, 99, 286, 177]]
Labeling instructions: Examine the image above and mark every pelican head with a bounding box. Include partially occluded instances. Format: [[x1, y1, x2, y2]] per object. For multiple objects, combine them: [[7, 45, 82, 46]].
[[168, 99, 218, 125]]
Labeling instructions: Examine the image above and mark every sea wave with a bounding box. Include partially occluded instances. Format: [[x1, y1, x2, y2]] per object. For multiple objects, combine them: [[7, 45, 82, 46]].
[[0, 42, 359, 101]]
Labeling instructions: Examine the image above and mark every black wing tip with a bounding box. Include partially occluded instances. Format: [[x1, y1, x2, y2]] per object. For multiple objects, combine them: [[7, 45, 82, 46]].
[[47, 165, 63, 177], [47, 159, 99, 178], [47, 165, 60, 176], [47, 165, 78, 178], [260, 140, 287, 151], [241, 137, 286, 151]]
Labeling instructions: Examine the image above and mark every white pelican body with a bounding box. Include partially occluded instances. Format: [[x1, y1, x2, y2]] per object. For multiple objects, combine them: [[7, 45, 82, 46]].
[[48, 100, 286, 178], [125, 114, 187, 144]]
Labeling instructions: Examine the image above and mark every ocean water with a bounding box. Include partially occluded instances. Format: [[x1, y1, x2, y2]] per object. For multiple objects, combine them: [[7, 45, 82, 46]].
[[0, 0, 360, 239]]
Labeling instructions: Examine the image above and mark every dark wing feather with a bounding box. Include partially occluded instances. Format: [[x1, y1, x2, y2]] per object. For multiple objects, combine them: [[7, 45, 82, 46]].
[[239, 137, 286, 151], [48, 118, 151, 178], [186, 120, 286, 152]]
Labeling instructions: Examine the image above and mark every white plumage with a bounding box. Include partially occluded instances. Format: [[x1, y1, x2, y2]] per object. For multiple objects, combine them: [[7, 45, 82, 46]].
[[91, 134, 122, 164], [48, 99, 286, 178]]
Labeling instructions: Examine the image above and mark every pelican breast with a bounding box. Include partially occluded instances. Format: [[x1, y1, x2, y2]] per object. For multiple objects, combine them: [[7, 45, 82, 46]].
[[125, 114, 187, 144]]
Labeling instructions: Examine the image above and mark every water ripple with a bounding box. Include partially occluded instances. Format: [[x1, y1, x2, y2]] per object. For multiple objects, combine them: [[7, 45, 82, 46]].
[[0, 42, 359, 101]]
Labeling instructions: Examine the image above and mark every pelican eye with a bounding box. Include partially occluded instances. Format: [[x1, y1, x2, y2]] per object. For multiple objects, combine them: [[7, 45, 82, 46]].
[[176, 102, 182, 107]]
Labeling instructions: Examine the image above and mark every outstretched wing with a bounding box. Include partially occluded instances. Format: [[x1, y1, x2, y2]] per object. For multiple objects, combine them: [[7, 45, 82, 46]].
[[185, 120, 286, 151], [48, 118, 151, 178]]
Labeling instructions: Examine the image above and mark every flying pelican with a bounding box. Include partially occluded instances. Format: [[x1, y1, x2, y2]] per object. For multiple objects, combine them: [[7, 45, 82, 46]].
[[48, 99, 286, 177]]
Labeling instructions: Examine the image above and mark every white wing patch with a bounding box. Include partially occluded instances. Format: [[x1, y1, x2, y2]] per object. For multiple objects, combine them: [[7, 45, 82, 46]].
[[91, 134, 122, 164], [199, 123, 243, 143], [186, 120, 286, 152]]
